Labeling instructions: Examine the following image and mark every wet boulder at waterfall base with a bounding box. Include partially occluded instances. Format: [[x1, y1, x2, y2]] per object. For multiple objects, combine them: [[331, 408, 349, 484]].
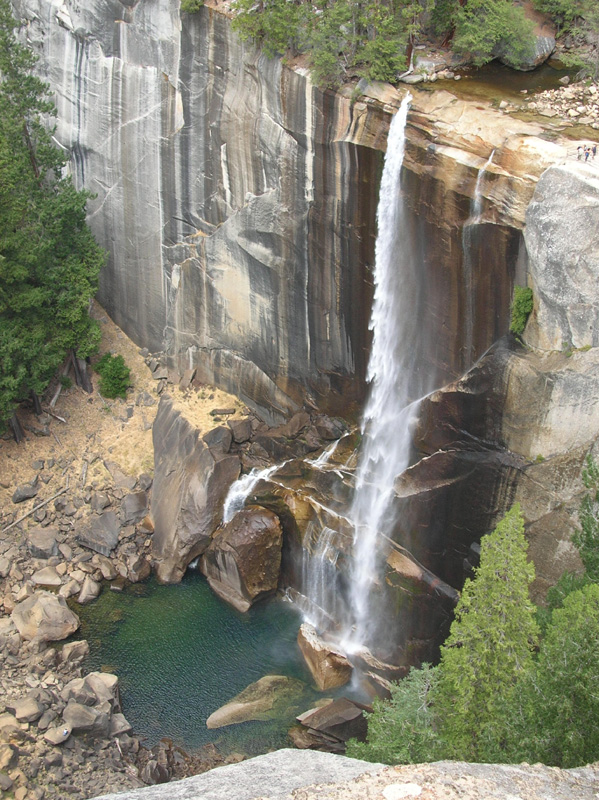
[[151, 396, 241, 583], [291, 698, 369, 753], [297, 623, 352, 691], [206, 675, 304, 728], [201, 505, 283, 612]]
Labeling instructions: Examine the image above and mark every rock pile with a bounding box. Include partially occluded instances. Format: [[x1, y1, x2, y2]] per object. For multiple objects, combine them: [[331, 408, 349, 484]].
[[0, 627, 142, 800], [522, 81, 599, 128]]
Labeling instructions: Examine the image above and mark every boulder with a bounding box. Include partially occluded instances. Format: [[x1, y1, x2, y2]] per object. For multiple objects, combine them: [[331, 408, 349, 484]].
[[60, 640, 90, 664], [11, 591, 79, 642], [31, 565, 62, 587], [496, 1, 555, 71], [62, 701, 109, 736], [12, 483, 38, 503], [77, 511, 120, 556], [92, 554, 117, 581], [121, 491, 148, 524], [206, 675, 304, 729], [201, 506, 283, 612], [297, 624, 352, 691], [27, 528, 59, 559], [297, 697, 369, 743], [151, 397, 241, 583], [0, 743, 18, 770], [110, 713, 132, 737], [91, 492, 111, 512], [44, 726, 71, 745], [77, 576, 101, 604], [228, 418, 252, 444], [141, 759, 169, 785], [313, 416, 346, 441], [6, 696, 45, 724], [126, 554, 151, 583], [202, 426, 233, 453], [84, 672, 120, 708]]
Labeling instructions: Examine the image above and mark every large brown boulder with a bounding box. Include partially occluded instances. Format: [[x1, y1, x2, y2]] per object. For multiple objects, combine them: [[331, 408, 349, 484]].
[[297, 623, 352, 691], [151, 396, 241, 583], [201, 506, 283, 612], [206, 675, 303, 729], [11, 591, 79, 642]]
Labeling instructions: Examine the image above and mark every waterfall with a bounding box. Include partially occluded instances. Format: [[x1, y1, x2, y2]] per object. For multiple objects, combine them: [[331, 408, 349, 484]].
[[297, 525, 343, 631], [343, 94, 433, 653], [222, 462, 288, 524], [462, 150, 495, 365]]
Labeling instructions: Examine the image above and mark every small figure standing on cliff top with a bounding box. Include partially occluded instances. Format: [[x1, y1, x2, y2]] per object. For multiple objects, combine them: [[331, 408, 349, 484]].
[[593, 144, 597, 159], [578, 145, 583, 159], [585, 146, 591, 162]]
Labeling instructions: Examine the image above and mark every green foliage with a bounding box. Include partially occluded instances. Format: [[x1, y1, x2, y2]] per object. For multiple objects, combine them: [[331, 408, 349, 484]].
[[0, 0, 104, 425], [181, 0, 203, 12], [232, 0, 426, 87], [534, 0, 580, 32], [453, 0, 535, 68], [573, 454, 599, 579], [434, 505, 539, 762], [509, 286, 534, 335], [346, 664, 444, 764], [535, 570, 590, 634], [94, 353, 131, 399], [518, 584, 599, 767]]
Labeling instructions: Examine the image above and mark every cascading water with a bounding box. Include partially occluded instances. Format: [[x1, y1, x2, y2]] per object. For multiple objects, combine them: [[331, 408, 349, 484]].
[[461, 150, 495, 365], [343, 94, 437, 654], [222, 462, 288, 524]]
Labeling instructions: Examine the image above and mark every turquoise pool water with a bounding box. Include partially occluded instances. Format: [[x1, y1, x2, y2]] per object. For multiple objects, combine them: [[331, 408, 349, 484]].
[[74, 573, 324, 755]]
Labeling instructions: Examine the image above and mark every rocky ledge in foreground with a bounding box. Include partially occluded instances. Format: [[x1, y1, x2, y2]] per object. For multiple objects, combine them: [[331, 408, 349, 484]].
[[89, 749, 599, 800]]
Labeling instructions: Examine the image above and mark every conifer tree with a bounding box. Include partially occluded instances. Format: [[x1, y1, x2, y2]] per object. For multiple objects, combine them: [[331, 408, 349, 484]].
[[434, 504, 539, 762], [0, 0, 104, 428]]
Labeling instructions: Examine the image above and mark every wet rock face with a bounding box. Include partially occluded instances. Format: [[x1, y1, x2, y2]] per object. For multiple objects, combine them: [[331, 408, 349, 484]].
[[297, 623, 352, 691], [201, 506, 283, 612]]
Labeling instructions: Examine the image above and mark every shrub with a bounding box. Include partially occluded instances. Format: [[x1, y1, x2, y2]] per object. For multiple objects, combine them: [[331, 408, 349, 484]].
[[181, 0, 203, 12], [346, 664, 443, 764], [510, 286, 534, 335], [94, 353, 131, 399]]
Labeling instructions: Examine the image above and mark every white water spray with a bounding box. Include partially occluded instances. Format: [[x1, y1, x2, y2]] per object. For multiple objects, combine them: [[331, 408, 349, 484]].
[[462, 150, 495, 364], [344, 94, 432, 651], [222, 462, 288, 524]]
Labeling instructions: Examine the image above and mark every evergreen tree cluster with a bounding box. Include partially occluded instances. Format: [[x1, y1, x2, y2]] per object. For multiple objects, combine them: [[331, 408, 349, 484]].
[[0, 0, 104, 428], [231, 0, 538, 87], [348, 488, 599, 769]]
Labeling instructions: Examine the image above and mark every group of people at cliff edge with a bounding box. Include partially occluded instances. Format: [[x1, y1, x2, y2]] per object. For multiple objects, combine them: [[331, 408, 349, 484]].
[[577, 143, 597, 161]]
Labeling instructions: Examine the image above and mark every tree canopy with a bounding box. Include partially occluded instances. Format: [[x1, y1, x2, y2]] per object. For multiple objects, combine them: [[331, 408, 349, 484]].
[[352, 473, 599, 769], [434, 504, 539, 762], [0, 0, 104, 428], [231, 0, 539, 86]]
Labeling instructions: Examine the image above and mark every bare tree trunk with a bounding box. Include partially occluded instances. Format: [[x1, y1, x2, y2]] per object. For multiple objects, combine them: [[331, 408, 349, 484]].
[[9, 413, 25, 444], [31, 390, 43, 416], [70, 350, 93, 394]]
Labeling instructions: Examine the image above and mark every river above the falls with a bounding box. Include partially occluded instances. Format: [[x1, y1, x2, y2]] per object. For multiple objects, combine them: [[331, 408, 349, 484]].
[[72, 574, 348, 756]]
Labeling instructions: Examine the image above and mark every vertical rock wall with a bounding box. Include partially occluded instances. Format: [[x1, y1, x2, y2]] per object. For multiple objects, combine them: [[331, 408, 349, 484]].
[[12, 0, 561, 423]]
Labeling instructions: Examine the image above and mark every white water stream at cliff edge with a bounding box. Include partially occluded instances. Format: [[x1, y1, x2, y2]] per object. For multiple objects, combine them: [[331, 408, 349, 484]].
[[344, 94, 430, 652]]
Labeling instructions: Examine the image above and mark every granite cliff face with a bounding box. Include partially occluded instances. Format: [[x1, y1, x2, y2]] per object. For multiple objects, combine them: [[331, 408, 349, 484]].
[[13, 0, 599, 664], [14, 0, 561, 422]]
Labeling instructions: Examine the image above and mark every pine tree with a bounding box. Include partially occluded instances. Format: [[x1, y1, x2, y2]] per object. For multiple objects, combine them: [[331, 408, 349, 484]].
[[517, 583, 599, 767], [434, 504, 539, 762], [0, 0, 104, 428]]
